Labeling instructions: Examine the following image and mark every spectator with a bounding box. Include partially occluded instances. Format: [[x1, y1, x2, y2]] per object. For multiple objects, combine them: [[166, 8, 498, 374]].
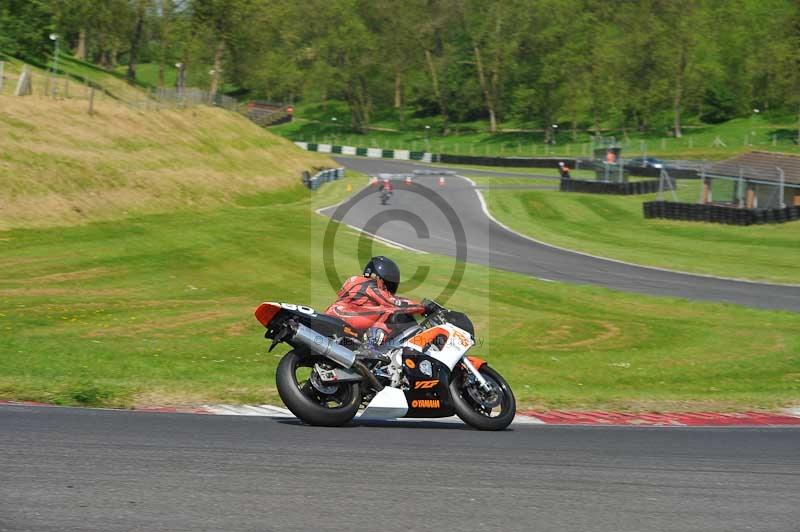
[[558, 161, 571, 179]]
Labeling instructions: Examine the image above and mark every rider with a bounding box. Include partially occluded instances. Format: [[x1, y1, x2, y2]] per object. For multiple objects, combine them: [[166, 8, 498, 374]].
[[325, 256, 431, 354]]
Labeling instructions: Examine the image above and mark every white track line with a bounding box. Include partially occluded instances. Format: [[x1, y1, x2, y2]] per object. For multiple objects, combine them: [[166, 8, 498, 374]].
[[202, 403, 543, 424]]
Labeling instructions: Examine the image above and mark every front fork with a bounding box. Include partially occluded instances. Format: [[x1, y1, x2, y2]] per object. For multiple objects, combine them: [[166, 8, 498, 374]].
[[461, 356, 493, 393]]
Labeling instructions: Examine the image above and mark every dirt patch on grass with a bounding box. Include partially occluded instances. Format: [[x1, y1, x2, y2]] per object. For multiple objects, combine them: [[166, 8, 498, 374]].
[[0, 287, 131, 298], [225, 319, 252, 336], [25, 267, 117, 283], [532, 321, 623, 350], [85, 309, 236, 337], [562, 322, 621, 348]]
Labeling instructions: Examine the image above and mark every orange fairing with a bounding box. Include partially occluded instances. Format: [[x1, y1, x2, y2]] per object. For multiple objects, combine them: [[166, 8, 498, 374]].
[[254, 303, 281, 327], [467, 356, 487, 369], [409, 326, 450, 349]]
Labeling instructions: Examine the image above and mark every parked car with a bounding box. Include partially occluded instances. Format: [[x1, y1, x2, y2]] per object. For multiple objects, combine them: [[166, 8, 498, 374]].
[[627, 156, 665, 169]]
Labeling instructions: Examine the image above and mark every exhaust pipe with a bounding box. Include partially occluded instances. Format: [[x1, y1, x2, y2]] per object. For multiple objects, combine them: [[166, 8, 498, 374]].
[[289, 322, 356, 369]]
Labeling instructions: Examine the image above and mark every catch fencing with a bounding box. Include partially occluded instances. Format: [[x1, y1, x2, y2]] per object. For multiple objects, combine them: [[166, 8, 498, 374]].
[[0, 59, 240, 114]]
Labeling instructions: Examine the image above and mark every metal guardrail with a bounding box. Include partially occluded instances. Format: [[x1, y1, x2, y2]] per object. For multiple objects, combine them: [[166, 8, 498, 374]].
[[302, 167, 345, 190]]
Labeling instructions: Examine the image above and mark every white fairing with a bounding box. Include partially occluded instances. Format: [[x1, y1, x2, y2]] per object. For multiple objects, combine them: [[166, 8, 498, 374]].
[[359, 387, 408, 419], [405, 323, 474, 370]]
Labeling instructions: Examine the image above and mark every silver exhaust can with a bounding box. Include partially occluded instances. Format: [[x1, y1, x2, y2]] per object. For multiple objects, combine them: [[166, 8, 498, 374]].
[[290, 323, 357, 368]]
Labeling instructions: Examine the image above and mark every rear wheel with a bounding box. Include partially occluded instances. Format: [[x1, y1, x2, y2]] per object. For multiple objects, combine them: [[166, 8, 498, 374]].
[[450, 364, 515, 431], [276, 349, 361, 427]]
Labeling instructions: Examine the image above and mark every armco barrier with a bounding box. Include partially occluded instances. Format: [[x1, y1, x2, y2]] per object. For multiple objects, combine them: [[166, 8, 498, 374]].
[[302, 167, 345, 190], [294, 141, 700, 179], [560, 178, 663, 195], [439, 154, 580, 168], [643, 201, 800, 225], [623, 166, 699, 179]]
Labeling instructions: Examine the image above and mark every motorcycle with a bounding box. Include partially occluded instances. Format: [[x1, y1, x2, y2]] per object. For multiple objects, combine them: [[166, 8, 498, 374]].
[[379, 189, 392, 205], [254, 299, 516, 430]]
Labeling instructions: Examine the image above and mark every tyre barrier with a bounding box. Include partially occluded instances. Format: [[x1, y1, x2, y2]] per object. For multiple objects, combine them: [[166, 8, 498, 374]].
[[302, 167, 345, 190], [643, 201, 800, 225], [560, 178, 663, 195]]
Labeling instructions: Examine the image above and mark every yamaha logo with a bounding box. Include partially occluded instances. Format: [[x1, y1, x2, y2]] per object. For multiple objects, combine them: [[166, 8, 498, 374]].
[[411, 399, 440, 408]]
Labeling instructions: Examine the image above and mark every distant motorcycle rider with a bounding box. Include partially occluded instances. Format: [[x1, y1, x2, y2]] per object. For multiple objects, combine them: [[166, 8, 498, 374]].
[[325, 256, 432, 354], [379, 179, 393, 205]]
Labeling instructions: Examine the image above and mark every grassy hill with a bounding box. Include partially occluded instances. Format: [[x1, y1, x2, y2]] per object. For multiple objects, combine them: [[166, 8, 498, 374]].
[[0, 93, 335, 230]]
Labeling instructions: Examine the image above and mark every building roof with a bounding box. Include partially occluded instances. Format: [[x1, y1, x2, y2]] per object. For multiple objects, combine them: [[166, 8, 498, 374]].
[[705, 151, 800, 185]]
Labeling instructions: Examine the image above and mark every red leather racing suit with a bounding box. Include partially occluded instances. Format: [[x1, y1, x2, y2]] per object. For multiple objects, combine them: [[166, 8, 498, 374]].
[[325, 275, 425, 334]]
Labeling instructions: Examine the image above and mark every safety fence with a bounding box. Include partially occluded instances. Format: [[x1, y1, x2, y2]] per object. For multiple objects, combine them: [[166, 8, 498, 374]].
[[1, 59, 240, 113], [560, 178, 663, 195], [302, 167, 345, 190], [643, 201, 800, 225]]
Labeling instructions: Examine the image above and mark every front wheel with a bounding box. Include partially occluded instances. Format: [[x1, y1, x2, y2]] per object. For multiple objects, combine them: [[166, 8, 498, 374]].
[[276, 349, 361, 427], [450, 364, 516, 431]]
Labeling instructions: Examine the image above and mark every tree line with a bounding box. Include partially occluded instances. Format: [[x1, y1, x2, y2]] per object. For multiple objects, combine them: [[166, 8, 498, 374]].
[[1, 0, 798, 137]]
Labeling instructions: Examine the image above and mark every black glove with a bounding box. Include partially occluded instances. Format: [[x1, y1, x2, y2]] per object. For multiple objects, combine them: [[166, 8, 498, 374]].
[[422, 299, 439, 316]]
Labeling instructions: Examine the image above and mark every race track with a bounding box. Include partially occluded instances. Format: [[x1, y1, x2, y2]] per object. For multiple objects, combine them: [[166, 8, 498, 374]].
[[1, 405, 798, 532], [328, 157, 800, 312]]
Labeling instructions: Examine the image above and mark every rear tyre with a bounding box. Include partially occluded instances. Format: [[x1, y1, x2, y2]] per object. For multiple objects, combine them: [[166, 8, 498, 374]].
[[276, 349, 360, 427], [450, 365, 516, 431]]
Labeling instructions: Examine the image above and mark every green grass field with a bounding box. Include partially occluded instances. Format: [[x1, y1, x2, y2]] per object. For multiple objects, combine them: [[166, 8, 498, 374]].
[[469, 177, 800, 284], [2, 174, 799, 411]]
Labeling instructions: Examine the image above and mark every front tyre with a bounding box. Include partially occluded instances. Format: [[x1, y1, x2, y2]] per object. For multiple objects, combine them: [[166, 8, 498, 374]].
[[450, 365, 516, 431], [276, 349, 360, 427]]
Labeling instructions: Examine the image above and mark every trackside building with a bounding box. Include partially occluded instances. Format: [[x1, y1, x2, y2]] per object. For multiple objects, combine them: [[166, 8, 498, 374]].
[[644, 151, 800, 225]]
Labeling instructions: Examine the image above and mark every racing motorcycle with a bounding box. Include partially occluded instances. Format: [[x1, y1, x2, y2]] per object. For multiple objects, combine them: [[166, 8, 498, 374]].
[[254, 300, 516, 430], [379, 189, 392, 205]]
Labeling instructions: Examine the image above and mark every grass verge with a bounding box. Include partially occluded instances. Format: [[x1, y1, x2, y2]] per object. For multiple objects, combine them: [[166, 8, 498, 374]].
[[1, 175, 798, 411], [471, 176, 800, 284]]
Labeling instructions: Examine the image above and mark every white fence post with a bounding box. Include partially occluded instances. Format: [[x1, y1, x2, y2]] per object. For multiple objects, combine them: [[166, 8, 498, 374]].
[[14, 65, 32, 96]]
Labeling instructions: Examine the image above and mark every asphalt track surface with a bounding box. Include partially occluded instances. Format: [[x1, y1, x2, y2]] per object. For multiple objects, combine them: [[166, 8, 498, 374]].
[[329, 156, 800, 312], [2, 405, 799, 532]]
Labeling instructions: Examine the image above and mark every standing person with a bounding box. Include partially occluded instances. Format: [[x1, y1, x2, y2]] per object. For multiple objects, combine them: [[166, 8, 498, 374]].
[[558, 161, 571, 179]]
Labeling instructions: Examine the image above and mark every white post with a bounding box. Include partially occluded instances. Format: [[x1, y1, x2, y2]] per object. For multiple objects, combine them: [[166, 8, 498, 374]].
[[14, 65, 31, 96], [777, 167, 785, 208], [738, 168, 745, 207]]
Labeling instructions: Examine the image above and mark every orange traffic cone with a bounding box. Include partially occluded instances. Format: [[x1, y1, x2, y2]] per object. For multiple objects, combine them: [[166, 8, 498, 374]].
[[438, 176, 445, 187]]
